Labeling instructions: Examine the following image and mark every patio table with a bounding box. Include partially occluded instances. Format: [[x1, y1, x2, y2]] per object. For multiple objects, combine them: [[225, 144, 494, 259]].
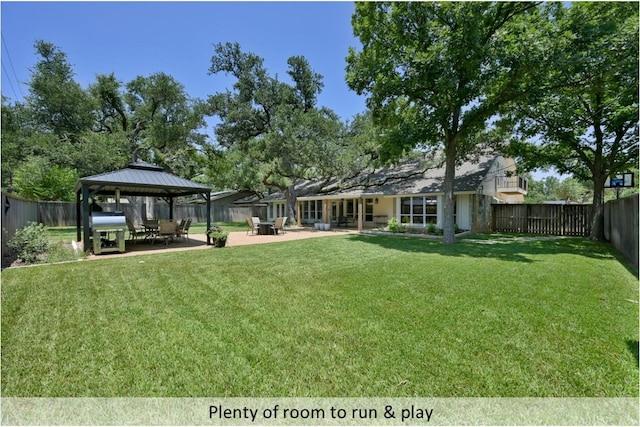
[[258, 222, 276, 235], [143, 221, 159, 240]]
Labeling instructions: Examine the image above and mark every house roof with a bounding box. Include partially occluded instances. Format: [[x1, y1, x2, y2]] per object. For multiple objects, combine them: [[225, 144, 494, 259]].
[[186, 190, 262, 204], [76, 160, 211, 198], [264, 154, 498, 201]]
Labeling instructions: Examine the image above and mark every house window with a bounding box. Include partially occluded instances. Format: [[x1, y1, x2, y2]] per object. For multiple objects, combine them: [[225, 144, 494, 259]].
[[346, 199, 355, 218], [400, 196, 437, 225], [301, 200, 322, 222]]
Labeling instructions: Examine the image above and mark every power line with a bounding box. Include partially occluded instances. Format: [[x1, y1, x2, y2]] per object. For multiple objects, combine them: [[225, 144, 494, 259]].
[[1, 31, 25, 99], [1, 60, 19, 100]]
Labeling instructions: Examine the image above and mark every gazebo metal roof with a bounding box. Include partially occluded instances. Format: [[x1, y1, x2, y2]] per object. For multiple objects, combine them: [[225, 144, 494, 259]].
[[75, 160, 212, 251], [75, 160, 211, 197]]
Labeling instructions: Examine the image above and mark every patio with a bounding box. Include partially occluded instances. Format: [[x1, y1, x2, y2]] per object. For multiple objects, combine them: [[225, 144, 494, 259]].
[[85, 227, 358, 260]]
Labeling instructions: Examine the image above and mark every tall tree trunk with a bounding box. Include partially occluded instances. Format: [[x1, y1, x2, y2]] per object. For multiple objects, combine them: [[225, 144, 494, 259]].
[[589, 174, 607, 241], [443, 139, 457, 244], [286, 183, 297, 223]]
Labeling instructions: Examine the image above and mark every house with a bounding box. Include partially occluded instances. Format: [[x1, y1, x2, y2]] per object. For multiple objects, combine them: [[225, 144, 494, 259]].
[[186, 190, 257, 206], [263, 153, 527, 232]]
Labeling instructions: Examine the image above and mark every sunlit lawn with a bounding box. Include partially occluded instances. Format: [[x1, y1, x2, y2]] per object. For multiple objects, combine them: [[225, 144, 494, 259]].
[[1, 234, 638, 397]]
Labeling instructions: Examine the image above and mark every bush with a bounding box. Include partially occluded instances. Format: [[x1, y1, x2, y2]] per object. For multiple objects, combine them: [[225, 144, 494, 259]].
[[387, 217, 404, 233], [8, 222, 50, 264]]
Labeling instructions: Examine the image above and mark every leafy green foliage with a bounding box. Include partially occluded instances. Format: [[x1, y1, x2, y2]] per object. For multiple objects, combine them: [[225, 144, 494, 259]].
[[525, 175, 593, 204], [2, 41, 209, 200], [13, 157, 78, 201], [7, 223, 50, 264], [387, 217, 404, 233], [501, 2, 639, 240], [27, 41, 95, 139], [124, 72, 208, 176], [206, 42, 375, 216], [1, 97, 34, 190], [346, 2, 545, 243]]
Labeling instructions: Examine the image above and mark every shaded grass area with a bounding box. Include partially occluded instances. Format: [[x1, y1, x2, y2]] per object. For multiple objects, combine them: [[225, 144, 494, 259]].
[[1, 235, 638, 397]]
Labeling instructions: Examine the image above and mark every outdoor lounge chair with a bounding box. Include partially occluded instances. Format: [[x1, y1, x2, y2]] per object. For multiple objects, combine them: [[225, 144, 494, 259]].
[[126, 219, 146, 244]]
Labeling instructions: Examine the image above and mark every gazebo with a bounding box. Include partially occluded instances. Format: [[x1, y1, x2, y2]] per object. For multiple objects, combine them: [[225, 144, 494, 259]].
[[75, 160, 212, 251]]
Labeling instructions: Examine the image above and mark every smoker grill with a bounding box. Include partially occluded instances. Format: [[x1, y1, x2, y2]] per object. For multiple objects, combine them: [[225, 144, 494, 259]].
[[91, 212, 126, 254]]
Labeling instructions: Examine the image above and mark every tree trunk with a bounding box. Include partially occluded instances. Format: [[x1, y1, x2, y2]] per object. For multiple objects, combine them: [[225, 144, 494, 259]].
[[589, 174, 607, 241], [286, 183, 297, 223], [443, 140, 457, 244]]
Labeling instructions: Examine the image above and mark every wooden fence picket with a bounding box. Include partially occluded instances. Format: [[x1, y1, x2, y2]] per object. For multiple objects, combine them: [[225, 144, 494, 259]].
[[492, 204, 592, 236]]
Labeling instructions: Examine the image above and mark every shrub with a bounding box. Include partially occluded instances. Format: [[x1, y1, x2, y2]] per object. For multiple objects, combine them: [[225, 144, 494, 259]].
[[427, 222, 437, 234], [7, 222, 50, 264], [387, 217, 403, 233]]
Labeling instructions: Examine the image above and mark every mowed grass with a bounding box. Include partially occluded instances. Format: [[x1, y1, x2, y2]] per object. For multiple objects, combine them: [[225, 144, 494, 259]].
[[1, 234, 638, 397]]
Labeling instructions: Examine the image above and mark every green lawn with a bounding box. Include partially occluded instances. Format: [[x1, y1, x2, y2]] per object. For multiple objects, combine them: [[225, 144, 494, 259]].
[[1, 234, 638, 397]]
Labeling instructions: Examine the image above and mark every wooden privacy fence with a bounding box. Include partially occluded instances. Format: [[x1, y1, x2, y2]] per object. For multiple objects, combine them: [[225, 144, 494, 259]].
[[1, 191, 266, 242], [492, 204, 592, 236], [604, 194, 638, 271]]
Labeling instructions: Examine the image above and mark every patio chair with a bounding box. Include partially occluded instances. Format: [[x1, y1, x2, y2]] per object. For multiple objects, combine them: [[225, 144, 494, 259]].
[[126, 218, 146, 244], [175, 218, 192, 241], [271, 216, 288, 234], [156, 220, 177, 245], [246, 217, 259, 235]]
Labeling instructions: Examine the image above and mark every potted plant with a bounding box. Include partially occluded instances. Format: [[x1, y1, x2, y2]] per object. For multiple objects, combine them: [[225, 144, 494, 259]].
[[206, 227, 228, 247]]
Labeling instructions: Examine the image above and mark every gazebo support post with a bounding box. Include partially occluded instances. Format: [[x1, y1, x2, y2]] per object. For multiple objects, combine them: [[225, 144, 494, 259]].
[[76, 190, 82, 242], [204, 192, 211, 245], [81, 184, 91, 252]]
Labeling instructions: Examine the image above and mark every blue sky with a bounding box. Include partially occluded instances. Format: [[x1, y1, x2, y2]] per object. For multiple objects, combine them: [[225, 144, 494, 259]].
[[1, 1, 566, 180], [1, 1, 367, 123]]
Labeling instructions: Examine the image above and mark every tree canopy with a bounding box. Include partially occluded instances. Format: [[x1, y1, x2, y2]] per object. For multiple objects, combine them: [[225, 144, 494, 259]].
[[346, 1, 545, 243], [1, 41, 208, 200], [502, 2, 639, 240], [206, 42, 375, 218]]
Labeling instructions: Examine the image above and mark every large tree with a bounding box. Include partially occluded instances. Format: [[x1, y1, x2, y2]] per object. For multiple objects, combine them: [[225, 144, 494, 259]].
[[124, 73, 208, 177], [346, 2, 545, 243], [2, 41, 210, 200], [502, 2, 639, 240], [206, 42, 350, 219], [27, 40, 95, 139]]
